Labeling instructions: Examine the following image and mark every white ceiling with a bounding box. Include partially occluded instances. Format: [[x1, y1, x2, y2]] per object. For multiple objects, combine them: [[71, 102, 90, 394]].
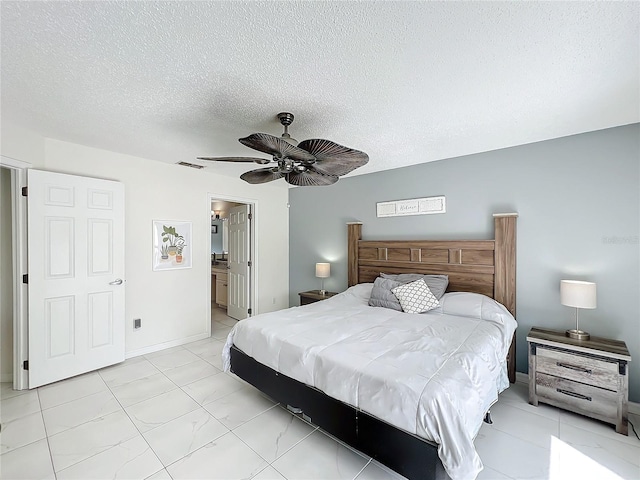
[[2, 1, 638, 184]]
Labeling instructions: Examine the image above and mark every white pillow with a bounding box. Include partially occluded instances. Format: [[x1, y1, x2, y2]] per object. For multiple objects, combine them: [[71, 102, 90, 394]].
[[391, 279, 440, 314]]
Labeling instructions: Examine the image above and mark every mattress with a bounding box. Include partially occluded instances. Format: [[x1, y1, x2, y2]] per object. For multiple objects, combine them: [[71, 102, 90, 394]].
[[222, 283, 517, 480]]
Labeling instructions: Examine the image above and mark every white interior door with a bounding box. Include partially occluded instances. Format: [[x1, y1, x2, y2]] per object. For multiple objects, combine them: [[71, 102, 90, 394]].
[[227, 204, 250, 320], [27, 169, 125, 388]]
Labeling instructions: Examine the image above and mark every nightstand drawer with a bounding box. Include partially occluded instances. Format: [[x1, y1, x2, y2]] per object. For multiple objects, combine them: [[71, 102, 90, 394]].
[[537, 347, 619, 391], [536, 372, 618, 423]]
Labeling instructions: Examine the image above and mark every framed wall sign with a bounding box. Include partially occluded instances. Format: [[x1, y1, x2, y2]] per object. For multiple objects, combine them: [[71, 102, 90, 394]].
[[376, 196, 446, 218]]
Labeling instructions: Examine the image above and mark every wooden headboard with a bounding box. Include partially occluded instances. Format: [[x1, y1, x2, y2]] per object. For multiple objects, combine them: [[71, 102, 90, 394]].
[[347, 213, 517, 383]]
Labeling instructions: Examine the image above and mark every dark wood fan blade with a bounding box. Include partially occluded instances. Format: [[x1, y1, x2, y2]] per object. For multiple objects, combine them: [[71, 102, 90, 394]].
[[285, 170, 339, 186], [197, 157, 271, 165], [296, 139, 368, 176], [240, 167, 285, 184], [239, 133, 316, 163]]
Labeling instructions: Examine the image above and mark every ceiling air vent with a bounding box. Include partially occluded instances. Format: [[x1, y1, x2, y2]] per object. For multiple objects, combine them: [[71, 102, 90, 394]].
[[176, 161, 204, 169]]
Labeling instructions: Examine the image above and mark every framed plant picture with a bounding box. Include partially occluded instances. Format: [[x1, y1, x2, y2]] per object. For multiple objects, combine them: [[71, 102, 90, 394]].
[[153, 220, 192, 271]]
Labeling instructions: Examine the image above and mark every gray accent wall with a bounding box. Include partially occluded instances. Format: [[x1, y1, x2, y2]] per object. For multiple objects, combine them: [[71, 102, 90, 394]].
[[289, 124, 640, 402]]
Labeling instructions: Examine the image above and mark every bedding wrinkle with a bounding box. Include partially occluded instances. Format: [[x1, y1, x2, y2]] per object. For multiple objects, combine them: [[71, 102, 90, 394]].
[[419, 380, 482, 480], [414, 320, 481, 427], [317, 323, 413, 410], [415, 323, 490, 480]]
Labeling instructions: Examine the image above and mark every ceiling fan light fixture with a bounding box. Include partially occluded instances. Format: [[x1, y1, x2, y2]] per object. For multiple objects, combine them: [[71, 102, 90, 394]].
[[278, 159, 295, 173], [199, 112, 368, 186]]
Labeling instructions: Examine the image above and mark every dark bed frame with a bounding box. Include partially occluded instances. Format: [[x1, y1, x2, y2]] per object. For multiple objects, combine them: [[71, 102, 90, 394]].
[[230, 214, 517, 480]]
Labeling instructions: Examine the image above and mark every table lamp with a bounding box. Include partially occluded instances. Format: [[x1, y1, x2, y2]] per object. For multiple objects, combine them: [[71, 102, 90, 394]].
[[560, 280, 597, 340], [315, 263, 330, 295]]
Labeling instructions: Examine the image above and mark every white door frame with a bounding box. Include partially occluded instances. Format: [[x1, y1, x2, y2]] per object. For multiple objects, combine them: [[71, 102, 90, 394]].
[[207, 193, 257, 326], [1, 155, 31, 390]]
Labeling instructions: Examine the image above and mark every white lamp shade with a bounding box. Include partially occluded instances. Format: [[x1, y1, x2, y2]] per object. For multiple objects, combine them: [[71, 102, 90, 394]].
[[315, 263, 330, 278], [560, 280, 597, 309]]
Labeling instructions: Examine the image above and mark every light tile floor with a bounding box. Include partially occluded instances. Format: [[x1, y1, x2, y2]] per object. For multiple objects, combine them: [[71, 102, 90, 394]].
[[1, 308, 639, 480]]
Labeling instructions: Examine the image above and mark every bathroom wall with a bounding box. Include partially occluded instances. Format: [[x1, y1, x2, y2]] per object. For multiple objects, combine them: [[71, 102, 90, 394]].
[[0, 167, 14, 381]]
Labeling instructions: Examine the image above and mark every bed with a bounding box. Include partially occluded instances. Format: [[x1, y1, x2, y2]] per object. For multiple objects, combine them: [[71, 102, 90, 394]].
[[222, 213, 518, 480]]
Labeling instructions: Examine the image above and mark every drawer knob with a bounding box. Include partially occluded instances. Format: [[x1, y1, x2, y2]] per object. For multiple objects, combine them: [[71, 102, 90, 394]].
[[556, 362, 592, 374], [556, 388, 592, 402]]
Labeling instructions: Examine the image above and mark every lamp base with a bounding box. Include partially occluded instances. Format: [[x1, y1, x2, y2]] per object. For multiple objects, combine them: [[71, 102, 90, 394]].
[[319, 289, 327, 296], [566, 329, 590, 340]]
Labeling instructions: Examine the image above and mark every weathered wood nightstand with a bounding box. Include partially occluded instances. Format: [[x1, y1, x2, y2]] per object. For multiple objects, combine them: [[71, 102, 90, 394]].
[[298, 290, 338, 306], [527, 327, 631, 435]]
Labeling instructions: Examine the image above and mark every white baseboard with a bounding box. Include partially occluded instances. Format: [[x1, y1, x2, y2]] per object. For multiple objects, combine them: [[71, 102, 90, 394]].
[[125, 332, 211, 359], [514, 371, 640, 415]]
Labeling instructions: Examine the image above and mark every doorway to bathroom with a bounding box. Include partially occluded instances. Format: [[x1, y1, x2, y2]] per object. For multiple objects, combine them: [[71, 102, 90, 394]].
[[209, 195, 255, 323]]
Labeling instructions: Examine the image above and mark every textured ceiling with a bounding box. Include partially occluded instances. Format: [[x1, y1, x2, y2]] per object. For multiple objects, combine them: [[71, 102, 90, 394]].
[[1, 1, 638, 184]]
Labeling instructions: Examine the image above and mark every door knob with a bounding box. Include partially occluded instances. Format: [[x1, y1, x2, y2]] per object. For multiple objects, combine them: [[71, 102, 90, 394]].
[[109, 278, 123, 285]]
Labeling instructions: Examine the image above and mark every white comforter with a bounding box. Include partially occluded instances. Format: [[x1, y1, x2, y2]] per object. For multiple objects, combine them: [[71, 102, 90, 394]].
[[222, 283, 517, 480]]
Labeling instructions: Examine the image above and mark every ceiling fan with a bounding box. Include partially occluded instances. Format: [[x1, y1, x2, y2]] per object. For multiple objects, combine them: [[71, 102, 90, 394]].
[[198, 113, 369, 186]]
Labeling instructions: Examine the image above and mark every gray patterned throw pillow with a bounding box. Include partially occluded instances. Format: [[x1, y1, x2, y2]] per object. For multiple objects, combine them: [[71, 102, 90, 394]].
[[391, 279, 440, 314]]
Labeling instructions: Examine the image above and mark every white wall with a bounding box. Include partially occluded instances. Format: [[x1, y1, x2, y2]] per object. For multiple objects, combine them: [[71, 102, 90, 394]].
[[1, 168, 13, 380], [1, 123, 290, 357], [0, 122, 45, 166]]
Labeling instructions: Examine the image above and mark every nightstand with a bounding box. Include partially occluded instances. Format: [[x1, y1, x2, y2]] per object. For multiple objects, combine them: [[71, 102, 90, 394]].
[[527, 327, 631, 435], [298, 290, 338, 306]]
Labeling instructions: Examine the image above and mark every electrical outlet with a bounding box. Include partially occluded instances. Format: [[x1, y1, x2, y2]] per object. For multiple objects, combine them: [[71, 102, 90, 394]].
[[134, 318, 141, 329], [272, 297, 276, 305]]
